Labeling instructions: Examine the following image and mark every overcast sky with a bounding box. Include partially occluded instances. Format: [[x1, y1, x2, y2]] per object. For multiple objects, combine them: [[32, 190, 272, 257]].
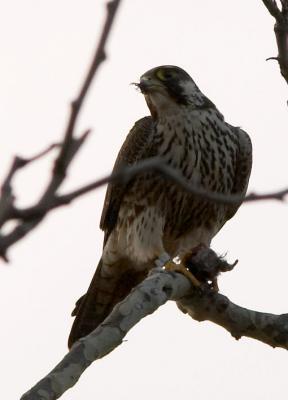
[[1, 1, 288, 399]]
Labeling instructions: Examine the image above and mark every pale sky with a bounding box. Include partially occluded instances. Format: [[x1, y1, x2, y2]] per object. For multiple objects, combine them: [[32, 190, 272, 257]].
[[1, 1, 288, 399]]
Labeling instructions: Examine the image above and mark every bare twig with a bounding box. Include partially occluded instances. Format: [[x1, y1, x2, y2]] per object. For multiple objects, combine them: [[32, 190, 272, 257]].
[[262, 0, 283, 20], [262, 0, 288, 84], [56, 0, 121, 171], [1, 153, 288, 259], [45, 170, 288, 205], [244, 187, 288, 201], [13, 157, 288, 217], [1, 143, 59, 209], [0, 0, 121, 261], [0, 144, 60, 261], [280, 0, 288, 12], [2, 0, 288, 260], [20, 265, 288, 399]]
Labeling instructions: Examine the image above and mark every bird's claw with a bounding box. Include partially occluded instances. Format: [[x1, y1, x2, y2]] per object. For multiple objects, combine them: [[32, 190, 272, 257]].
[[164, 260, 201, 287]]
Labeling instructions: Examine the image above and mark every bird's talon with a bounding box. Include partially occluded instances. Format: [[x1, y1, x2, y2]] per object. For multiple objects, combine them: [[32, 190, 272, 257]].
[[164, 261, 201, 287]]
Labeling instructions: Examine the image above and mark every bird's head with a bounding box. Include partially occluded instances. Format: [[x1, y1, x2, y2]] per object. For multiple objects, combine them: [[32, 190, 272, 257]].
[[135, 65, 213, 119]]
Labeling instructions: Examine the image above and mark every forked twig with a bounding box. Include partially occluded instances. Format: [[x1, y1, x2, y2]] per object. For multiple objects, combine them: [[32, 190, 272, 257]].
[[0, 0, 122, 261], [262, 0, 288, 84]]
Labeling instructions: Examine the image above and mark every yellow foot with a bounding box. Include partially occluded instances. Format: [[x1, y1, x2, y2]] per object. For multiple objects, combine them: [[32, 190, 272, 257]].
[[164, 261, 201, 287]]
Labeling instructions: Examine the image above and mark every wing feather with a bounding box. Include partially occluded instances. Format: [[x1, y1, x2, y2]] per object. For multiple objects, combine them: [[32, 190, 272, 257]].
[[226, 126, 253, 220], [100, 116, 155, 245]]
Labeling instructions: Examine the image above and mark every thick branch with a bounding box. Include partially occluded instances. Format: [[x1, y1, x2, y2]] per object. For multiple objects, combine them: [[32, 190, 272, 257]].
[[178, 292, 288, 349], [21, 268, 288, 399], [20, 270, 192, 400], [262, 0, 288, 84]]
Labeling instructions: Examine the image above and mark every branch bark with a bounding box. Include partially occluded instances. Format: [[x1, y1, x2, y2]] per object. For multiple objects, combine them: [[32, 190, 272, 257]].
[[262, 0, 288, 84], [20, 267, 288, 400], [20, 270, 192, 400]]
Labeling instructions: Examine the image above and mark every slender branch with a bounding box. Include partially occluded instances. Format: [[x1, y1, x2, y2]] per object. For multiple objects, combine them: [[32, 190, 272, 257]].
[[262, 0, 288, 84], [45, 171, 288, 205], [20, 265, 288, 399], [12, 157, 288, 218], [3, 0, 288, 260], [0, 143, 59, 209], [262, 0, 283, 20], [0, 144, 60, 262], [244, 187, 288, 201], [280, 0, 288, 11], [0, 0, 122, 261], [56, 0, 121, 170], [1, 154, 288, 259]]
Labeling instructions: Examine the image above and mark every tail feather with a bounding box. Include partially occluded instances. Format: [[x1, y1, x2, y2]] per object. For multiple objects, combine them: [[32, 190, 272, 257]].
[[68, 259, 146, 348]]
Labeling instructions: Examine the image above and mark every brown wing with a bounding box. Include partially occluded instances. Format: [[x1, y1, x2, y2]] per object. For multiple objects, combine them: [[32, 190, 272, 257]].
[[100, 116, 155, 245], [68, 258, 147, 348], [226, 126, 253, 220], [68, 117, 155, 348]]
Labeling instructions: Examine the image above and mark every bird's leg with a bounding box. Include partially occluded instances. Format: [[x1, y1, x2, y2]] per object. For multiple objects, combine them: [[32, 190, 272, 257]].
[[165, 262, 201, 287], [155, 252, 201, 287], [154, 252, 171, 268], [210, 278, 219, 292]]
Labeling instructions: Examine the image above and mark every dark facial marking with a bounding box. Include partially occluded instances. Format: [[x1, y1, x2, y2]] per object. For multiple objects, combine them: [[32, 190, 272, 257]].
[[155, 67, 191, 105]]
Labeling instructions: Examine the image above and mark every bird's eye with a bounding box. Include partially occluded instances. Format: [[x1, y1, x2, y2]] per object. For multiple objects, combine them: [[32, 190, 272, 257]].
[[156, 69, 174, 81]]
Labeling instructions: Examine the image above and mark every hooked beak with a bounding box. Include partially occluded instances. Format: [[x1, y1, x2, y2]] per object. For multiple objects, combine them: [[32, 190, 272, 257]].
[[137, 79, 152, 94], [132, 78, 161, 94]]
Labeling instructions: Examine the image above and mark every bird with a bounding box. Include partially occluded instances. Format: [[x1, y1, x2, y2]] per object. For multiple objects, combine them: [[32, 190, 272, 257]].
[[68, 65, 252, 348]]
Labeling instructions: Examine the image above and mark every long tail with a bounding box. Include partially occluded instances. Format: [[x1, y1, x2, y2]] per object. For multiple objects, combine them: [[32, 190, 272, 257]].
[[68, 259, 146, 348]]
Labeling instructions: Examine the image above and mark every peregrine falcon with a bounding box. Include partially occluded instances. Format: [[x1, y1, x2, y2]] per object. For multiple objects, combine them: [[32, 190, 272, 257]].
[[68, 65, 252, 348]]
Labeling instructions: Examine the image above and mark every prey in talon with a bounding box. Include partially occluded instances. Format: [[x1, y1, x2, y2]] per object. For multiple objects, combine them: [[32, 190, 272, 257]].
[[183, 246, 238, 292]]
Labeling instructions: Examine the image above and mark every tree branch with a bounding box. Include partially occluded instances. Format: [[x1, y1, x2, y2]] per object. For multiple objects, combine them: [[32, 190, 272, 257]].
[[20, 269, 192, 400], [2, 152, 288, 260], [262, 0, 288, 84], [178, 290, 288, 349], [2, 0, 288, 260], [13, 158, 288, 218], [0, 0, 122, 261], [262, 0, 283, 20], [56, 0, 121, 169], [20, 265, 288, 399]]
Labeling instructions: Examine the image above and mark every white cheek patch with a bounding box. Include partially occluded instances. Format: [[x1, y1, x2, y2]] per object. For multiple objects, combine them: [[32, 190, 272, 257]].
[[178, 79, 206, 107], [179, 80, 198, 96], [149, 92, 178, 115]]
